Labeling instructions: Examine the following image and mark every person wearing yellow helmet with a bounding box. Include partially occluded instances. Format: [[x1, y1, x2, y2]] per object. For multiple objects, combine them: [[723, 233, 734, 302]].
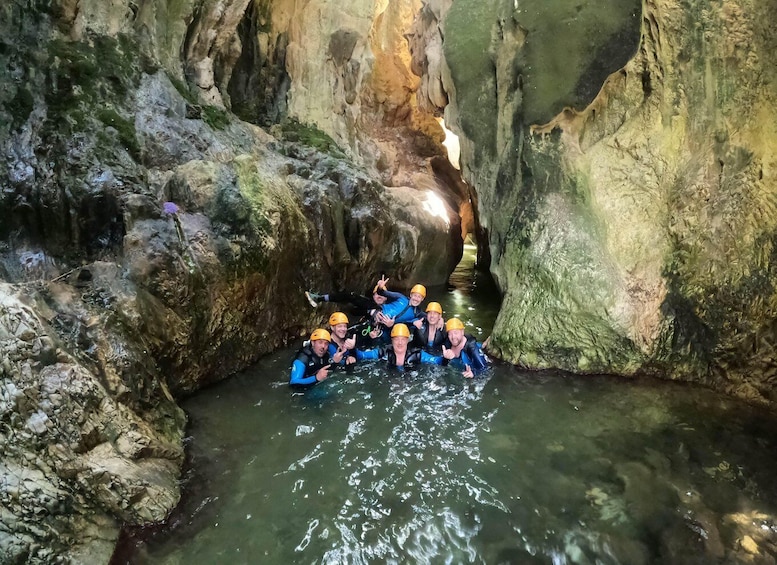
[[355, 323, 443, 371], [373, 278, 427, 329], [441, 317, 489, 378], [304, 275, 390, 311], [411, 301, 447, 353], [304, 276, 391, 347], [289, 328, 332, 387], [327, 312, 357, 366]]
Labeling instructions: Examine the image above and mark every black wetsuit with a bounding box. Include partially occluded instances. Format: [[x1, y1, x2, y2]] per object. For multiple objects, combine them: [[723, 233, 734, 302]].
[[289, 344, 330, 388], [412, 319, 447, 353], [326, 291, 381, 318], [356, 345, 443, 371], [442, 334, 489, 375]]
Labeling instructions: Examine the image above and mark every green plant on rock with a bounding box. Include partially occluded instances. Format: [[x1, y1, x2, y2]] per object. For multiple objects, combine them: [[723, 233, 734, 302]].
[[96, 107, 140, 159], [279, 118, 346, 157], [167, 73, 232, 131], [202, 105, 231, 130]]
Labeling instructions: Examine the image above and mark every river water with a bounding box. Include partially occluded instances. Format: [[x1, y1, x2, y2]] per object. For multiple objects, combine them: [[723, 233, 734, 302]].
[[116, 245, 777, 564]]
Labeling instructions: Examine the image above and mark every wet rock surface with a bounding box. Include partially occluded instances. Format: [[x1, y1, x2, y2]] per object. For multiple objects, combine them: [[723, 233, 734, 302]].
[[0, 1, 462, 562], [0, 283, 184, 564], [420, 0, 777, 405], [3, 0, 777, 561]]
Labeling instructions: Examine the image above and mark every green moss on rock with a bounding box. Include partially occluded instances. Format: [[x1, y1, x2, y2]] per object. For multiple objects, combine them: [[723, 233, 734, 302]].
[[278, 119, 346, 157], [202, 105, 231, 130], [5, 87, 34, 130], [43, 34, 144, 143], [96, 108, 140, 159]]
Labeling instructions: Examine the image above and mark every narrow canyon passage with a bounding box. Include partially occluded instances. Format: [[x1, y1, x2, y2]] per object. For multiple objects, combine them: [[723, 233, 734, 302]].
[[114, 250, 777, 564], [3, 0, 777, 562]]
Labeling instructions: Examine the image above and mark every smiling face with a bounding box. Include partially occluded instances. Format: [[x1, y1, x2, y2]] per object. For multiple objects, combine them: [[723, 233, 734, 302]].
[[373, 293, 387, 305], [447, 329, 465, 348], [391, 335, 409, 354], [409, 292, 424, 307], [426, 311, 441, 326], [312, 339, 329, 357], [332, 323, 348, 339]]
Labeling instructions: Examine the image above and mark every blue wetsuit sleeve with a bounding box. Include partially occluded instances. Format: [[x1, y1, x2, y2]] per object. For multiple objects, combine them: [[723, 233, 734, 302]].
[[356, 348, 380, 361], [382, 296, 409, 318], [378, 288, 405, 302], [328, 343, 347, 366], [289, 360, 318, 386], [462, 344, 489, 375], [421, 351, 444, 365]]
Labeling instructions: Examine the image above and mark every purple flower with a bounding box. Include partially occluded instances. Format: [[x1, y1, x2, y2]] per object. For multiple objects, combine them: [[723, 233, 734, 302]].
[[163, 201, 179, 215]]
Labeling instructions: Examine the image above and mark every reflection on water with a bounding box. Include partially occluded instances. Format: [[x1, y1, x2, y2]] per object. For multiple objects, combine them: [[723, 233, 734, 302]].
[[116, 246, 777, 564]]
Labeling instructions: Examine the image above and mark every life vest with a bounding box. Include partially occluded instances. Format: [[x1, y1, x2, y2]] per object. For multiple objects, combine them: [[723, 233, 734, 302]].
[[382, 345, 424, 369], [294, 344, 330, 377], [413, 320, 446, 350]]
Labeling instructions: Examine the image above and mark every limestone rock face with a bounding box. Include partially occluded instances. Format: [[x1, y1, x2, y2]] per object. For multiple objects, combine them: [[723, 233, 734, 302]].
[[434, 0, 777, 404], [246, 0, 468, 250], [0, 1, 462, 561], [0, 281, 184, 564]]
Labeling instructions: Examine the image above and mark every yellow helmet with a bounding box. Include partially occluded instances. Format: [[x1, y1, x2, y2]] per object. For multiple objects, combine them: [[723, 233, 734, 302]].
[[425, 302, 442, 314], [328, 312, 349, 326], [410, 284, 426, 298], [390, 323, 411, 338], [310, 328, 331, 342], [445, 318, 465, 331]]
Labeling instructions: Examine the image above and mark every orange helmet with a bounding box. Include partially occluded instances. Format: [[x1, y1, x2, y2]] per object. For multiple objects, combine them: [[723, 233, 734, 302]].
[[425, 302, 442, 314], [445, 318, 465, 331], [310, 328, 331, 342], [328, 312, 349, 326], [410, 284, 426, 298], [390, 323, 411, 338]]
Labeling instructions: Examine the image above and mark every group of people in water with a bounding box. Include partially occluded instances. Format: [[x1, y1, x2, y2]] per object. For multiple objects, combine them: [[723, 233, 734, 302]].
[[289, 276, 490, 387]]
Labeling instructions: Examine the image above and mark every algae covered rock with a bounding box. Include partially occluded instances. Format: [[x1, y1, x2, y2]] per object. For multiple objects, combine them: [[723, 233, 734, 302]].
[[439, 0, 777, 403], [0, 1, 462, 562]]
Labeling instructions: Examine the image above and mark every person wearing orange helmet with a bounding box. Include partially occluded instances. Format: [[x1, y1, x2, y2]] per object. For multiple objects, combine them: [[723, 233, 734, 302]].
[[441, 318, 489, 378], [373, 278, 427, 329], [289, 328, 332, 388], [356, 323, 443, 371], [412, 301, 447, 353], [304, 275, 390, 312], [327, 312, 357, 366], [304, 276, 391, 347]]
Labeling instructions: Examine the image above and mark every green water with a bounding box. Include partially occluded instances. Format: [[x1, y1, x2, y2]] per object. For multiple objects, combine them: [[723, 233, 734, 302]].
[[117, 247, 777, 564]]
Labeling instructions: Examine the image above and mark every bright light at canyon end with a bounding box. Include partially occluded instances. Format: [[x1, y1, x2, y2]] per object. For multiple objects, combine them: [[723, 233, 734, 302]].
[[423, 190, 449, 225], [437, 118, 460, 170]]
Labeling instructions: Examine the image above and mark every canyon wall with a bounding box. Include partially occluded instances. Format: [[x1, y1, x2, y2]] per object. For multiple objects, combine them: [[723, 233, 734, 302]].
[[0, 0, 459, 562], [429, 0, 777, 404], [4, 0, 777, 561]]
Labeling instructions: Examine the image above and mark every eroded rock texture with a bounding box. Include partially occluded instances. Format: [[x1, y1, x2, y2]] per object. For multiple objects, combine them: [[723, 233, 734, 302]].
[[5, 0, 777, 559], [431, 0, 777, 404], [0, 0, 462, 562]]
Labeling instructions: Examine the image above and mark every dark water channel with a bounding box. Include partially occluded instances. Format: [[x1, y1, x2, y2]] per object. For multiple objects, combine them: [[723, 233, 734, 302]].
[[118, 245, 777, 564]]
